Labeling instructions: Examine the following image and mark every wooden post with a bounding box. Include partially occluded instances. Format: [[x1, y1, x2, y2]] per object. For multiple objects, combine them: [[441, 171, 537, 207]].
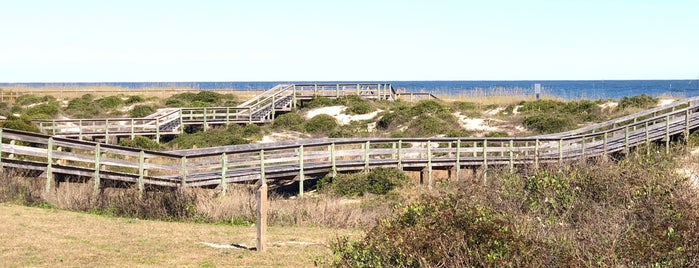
[[534, 139, 540, 170], [645, 121, 650, 155], [257, 149, 268, 252], [666, 115, 670, 154], [472, 141, 477, 157], [364, 141, 370, 171], [292, 85, 297, 109], [482, 139, 488, 183], [138, 151, 145, 195], [298, 145, 304, 197], [356, 83, 360, 95], [180, 109, 185, 134], [427, 140, 433, 189], [104, 119, 110, 145], [603, 132, 609, 157], [508, 139, 514, 173], [94, 144, 101, 193], [397, 140, 403, 169], [221, 153, 228, 196], [0, 129, 3, 174], [180, 156, 187, 187], [271, 95, 276, 120], [156, 118, 161, 143], [455, 140, 461, 181], [130, 118, 135, 139], [685, 109, 690, 143], [624, 126, 630, 154], [558, 139, 563, 165], [203, 108, 208, 131], [79, 120, 83, 140], [336, 84, 340, 98], [314, 84, 318, 95], [248, 108, 253, 124], [45, 138, 53, 193], [226, 107, 231, 125], [581, 135, 586, 159], [330, 143, 337, 177]]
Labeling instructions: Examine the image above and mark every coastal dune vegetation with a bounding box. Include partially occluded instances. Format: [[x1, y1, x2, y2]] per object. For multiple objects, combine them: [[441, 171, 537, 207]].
[[0, 87, 697, 266]]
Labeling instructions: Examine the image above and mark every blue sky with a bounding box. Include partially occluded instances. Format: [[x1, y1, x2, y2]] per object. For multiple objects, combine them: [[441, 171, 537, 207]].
[[1, 0, 697, 82]]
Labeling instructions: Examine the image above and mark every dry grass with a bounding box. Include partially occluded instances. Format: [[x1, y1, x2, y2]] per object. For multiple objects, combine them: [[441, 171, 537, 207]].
[[0, 203, 361, 267]]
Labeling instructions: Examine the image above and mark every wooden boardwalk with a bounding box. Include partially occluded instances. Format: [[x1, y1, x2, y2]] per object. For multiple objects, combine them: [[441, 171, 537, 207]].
[[3, 96, 696, 193], [32, 83, 422, 142], [4, 93, 698, 251]]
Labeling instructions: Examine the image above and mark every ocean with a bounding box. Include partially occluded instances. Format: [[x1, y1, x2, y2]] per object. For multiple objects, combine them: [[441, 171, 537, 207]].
[[3, 80, 699, 100]]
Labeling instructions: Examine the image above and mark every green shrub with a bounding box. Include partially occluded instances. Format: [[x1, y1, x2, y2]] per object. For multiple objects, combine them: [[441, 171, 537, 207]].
[[320, 168, 409, 196], [337, 95, 374, 114], [305, 96, 337, 109], [129, 105, 157, 118], [66, 95, 100, 118], [407, 114, 446, 136], [273, 113, 305, 131], [523, 114, 574, 133], [165, 91, 237, 107], [23, 102, 60, 119], [484, 131, 509, 138], [97, 96, 125, 109], [1, 118, 40, 132], [331, 150, 699, 267], [15, 95, 56, 106], [618, 94, 658, 110], [118, 136, 162, 150], [305, 114, 338, 134], [125, 95, 145, 105]]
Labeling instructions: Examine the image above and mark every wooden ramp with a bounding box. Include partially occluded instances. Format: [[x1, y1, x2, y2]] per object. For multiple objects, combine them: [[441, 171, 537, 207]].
[[4, 96, 699, 194], [31, 83, 415, 142]]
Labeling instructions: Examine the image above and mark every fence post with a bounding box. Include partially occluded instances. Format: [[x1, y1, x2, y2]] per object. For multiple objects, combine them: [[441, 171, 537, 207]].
[[257, 149, 268, 252], [220, 153, 227, 196], [427, 140, 433, 189], [180, 156, 187, 187], [292, 85, 297, 109], [534, 139, 539, 170], [298, 145, 304, 197], [45, 138, 53, 193], [581, 135, 586, 159], [131, 119, 135, 139], [508, 139, 514, 173], [397, 140, 403, 169], [104, 119, 110, 144], [156, 118, 161, 143], [330, 143, 337, 177], [180, 109, 185, 134], [203, 108, 208, 131], [625, 126, 630, 154], [645, 121, 650, 155], [472, 141, 477, 157], [666, 115, 670, 154], [364, 141, 370, 171], [558, 139, 563, 165], [138, 150, 145, 195], [79, 120, 83, 140], [0, 129, 3, 174], [455, 140, 461, 181], [336, 84, 340, 98], [685, 109, 690, 144], [94, 144, 101, 193], [482, 139, 488, 184]]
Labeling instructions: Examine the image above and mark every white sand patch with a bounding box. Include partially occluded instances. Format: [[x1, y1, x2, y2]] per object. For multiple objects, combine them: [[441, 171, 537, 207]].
[[454, 112, 499, 132], [258, 131, 307, 143], [305, 106, 381, 125], [658, 99, 675, 106], [676, 168, 699, 190], [367, 122, 378, 132], [598, 101, 618, 111], [512, 105, 522, 115], [486, 107, 504, 116]]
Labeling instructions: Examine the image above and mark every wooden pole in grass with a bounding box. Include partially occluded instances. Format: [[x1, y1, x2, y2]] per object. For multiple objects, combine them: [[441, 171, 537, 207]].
[[534, 139, 539, 170], [220, 153, 227, 196], [298, 145, 304, 197], [138, 150, 145, 195], [482, 139, 488, 184], [666, 115, 670, 154], [257, 149, 268, 251], [94, 144, 101, 193], [364, 141, 370, 171], [180, 156, 187, 187], [455, 140, 461, 181], [0, 129, 3, 174], [330, 143, 337, 177], [508, 139, 514, 173], [427, 140, 433, 189], [397, 140, 403, 170], [45, 138, 53, 193]]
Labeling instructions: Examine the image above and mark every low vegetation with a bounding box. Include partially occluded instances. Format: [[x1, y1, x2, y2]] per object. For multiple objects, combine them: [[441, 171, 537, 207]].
[[330, 148, 699, 267]]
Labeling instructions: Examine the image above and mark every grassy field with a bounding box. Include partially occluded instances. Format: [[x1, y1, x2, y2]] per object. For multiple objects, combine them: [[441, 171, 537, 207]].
[[0, 203, 361, 267]]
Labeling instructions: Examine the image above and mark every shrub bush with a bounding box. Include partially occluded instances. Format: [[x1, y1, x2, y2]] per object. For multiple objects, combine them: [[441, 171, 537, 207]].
[[319, 168, 409, 197], [125, 95, 145, 105], [618, 94, 658, 110], [23, 102, 60, 119], [1, 118, 40, 132], [523, 113, 574, 133], [305, 114, 338, 134], [129, 105, 157, 118], [273, 113, 305, 131], [330, 149, 699, 267], [118, 136, 162, 150], [97, 96, 125, 109], [66, 95, 100, 118]]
